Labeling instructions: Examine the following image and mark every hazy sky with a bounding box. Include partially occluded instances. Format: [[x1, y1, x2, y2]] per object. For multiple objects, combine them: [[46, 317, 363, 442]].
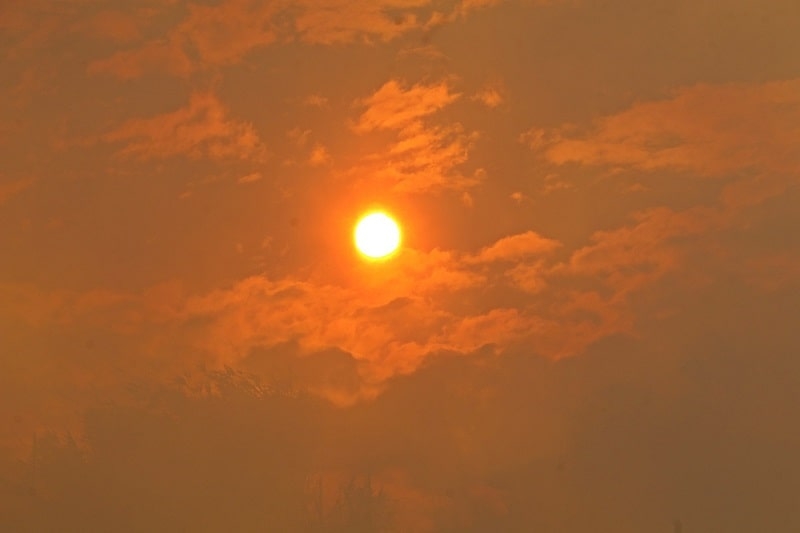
[[2, 0, 800, 531]]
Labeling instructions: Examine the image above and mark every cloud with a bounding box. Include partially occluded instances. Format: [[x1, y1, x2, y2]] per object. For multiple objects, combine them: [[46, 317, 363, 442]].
[[513, 80, 800, 325], [308, 143, 331, 166], [2, 1, 177, 67], [287, 127, 313, 147], [85, 0, 440, 78], [441, 307, 543, 354], [79, 9, 150, 44], [179, 271, 550, 390], [0, 225, 610, 426], [178, 247, 490, 389], [509, 191, 527, 203], [473, 86, 504, 108], [351, 80, 480, 193], [472, 230, 561, 263], [104, 92, 267, 161], [0, 281, 182, 451], [303, 94, 329, 108], [292, 0, 429, 45], [0, 1, 89, 59], [560, 207, 718, 295], [527, 79, 800, 179], [0, 193, 746, 434], [87, 39, 193, 79], [237, 171, 263, 184], [0, 176, 34, 205], [503, 262, 547, 293], [5, 302, 799, 532], [370, 123, 481, 193], [354, 80, 460, 133], [168, 227, 641, 385], [283, 128, 331, 167], [9, 0, 518, 79], [0, 196, 760, 456], [86, 0, 279, 76], [176, 0, 281, 65], [457, 0, 505, 13]]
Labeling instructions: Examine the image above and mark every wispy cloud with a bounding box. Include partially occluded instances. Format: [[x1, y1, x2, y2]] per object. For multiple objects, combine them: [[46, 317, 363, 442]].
[[560, 207, 719, 295], [473, 85, 504, 108], [87, 39, 193, 79], [86, 0, 447, 79], [0, 176, 35, 205], [351, 80, 481, 193], [104, 92, 267, 161], [472, 231, 561, 263], [526, 79, 800, 180], [354, 80, 460, 133], [292, 0, 429, 45]]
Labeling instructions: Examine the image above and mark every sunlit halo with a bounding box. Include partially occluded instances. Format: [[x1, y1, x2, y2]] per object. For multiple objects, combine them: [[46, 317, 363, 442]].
[[354, 211, 401, 259]]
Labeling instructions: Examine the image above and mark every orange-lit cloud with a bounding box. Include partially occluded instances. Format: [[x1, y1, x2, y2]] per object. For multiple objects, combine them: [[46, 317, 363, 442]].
[[0, 250, 482, 408], [104, 92, 267, 161], [354, 80, 460, 133], [0, 221, 630, 421], [292, 0, 428, 45], [177, 0, 280, 65], [352, 80, 480, 193], [80, 9, 150, 44], [87, 39, 193, 79], [303, 94, 329, 108], [376, 123, 481, 193], [237, 172, 263, 184], [0, 1, 85, 59], [308, 144, 331, 166], [472, 230, 561, 263], [473, 85, 504, 108], [517, 79, 800, 322], [86, 1, 276, 77], [562, 207, 719, 294], [0, 176, 34, 205], [85, 0, 479, 79], [527, 79, 800, 179], [177, 246, 493, 390]]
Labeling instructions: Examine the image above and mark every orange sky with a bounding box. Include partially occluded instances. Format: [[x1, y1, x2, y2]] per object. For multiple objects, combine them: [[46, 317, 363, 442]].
[[2, 1, 800, 531]]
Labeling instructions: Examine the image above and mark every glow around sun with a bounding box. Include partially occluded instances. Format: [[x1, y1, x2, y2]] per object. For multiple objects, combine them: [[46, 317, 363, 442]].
[[354, 211, 402, 259]]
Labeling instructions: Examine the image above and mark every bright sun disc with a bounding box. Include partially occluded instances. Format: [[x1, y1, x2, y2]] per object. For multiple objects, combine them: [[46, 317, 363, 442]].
[[354, 212, 401, 259]]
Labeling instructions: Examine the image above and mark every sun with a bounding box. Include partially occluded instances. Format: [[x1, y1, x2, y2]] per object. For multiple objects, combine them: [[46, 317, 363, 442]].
[[354, 211, 402, 259]]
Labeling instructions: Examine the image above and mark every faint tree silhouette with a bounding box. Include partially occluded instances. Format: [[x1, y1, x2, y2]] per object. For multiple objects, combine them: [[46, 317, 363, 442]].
[[0, 368, 326, 532], [305, 474, 394, 533]]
